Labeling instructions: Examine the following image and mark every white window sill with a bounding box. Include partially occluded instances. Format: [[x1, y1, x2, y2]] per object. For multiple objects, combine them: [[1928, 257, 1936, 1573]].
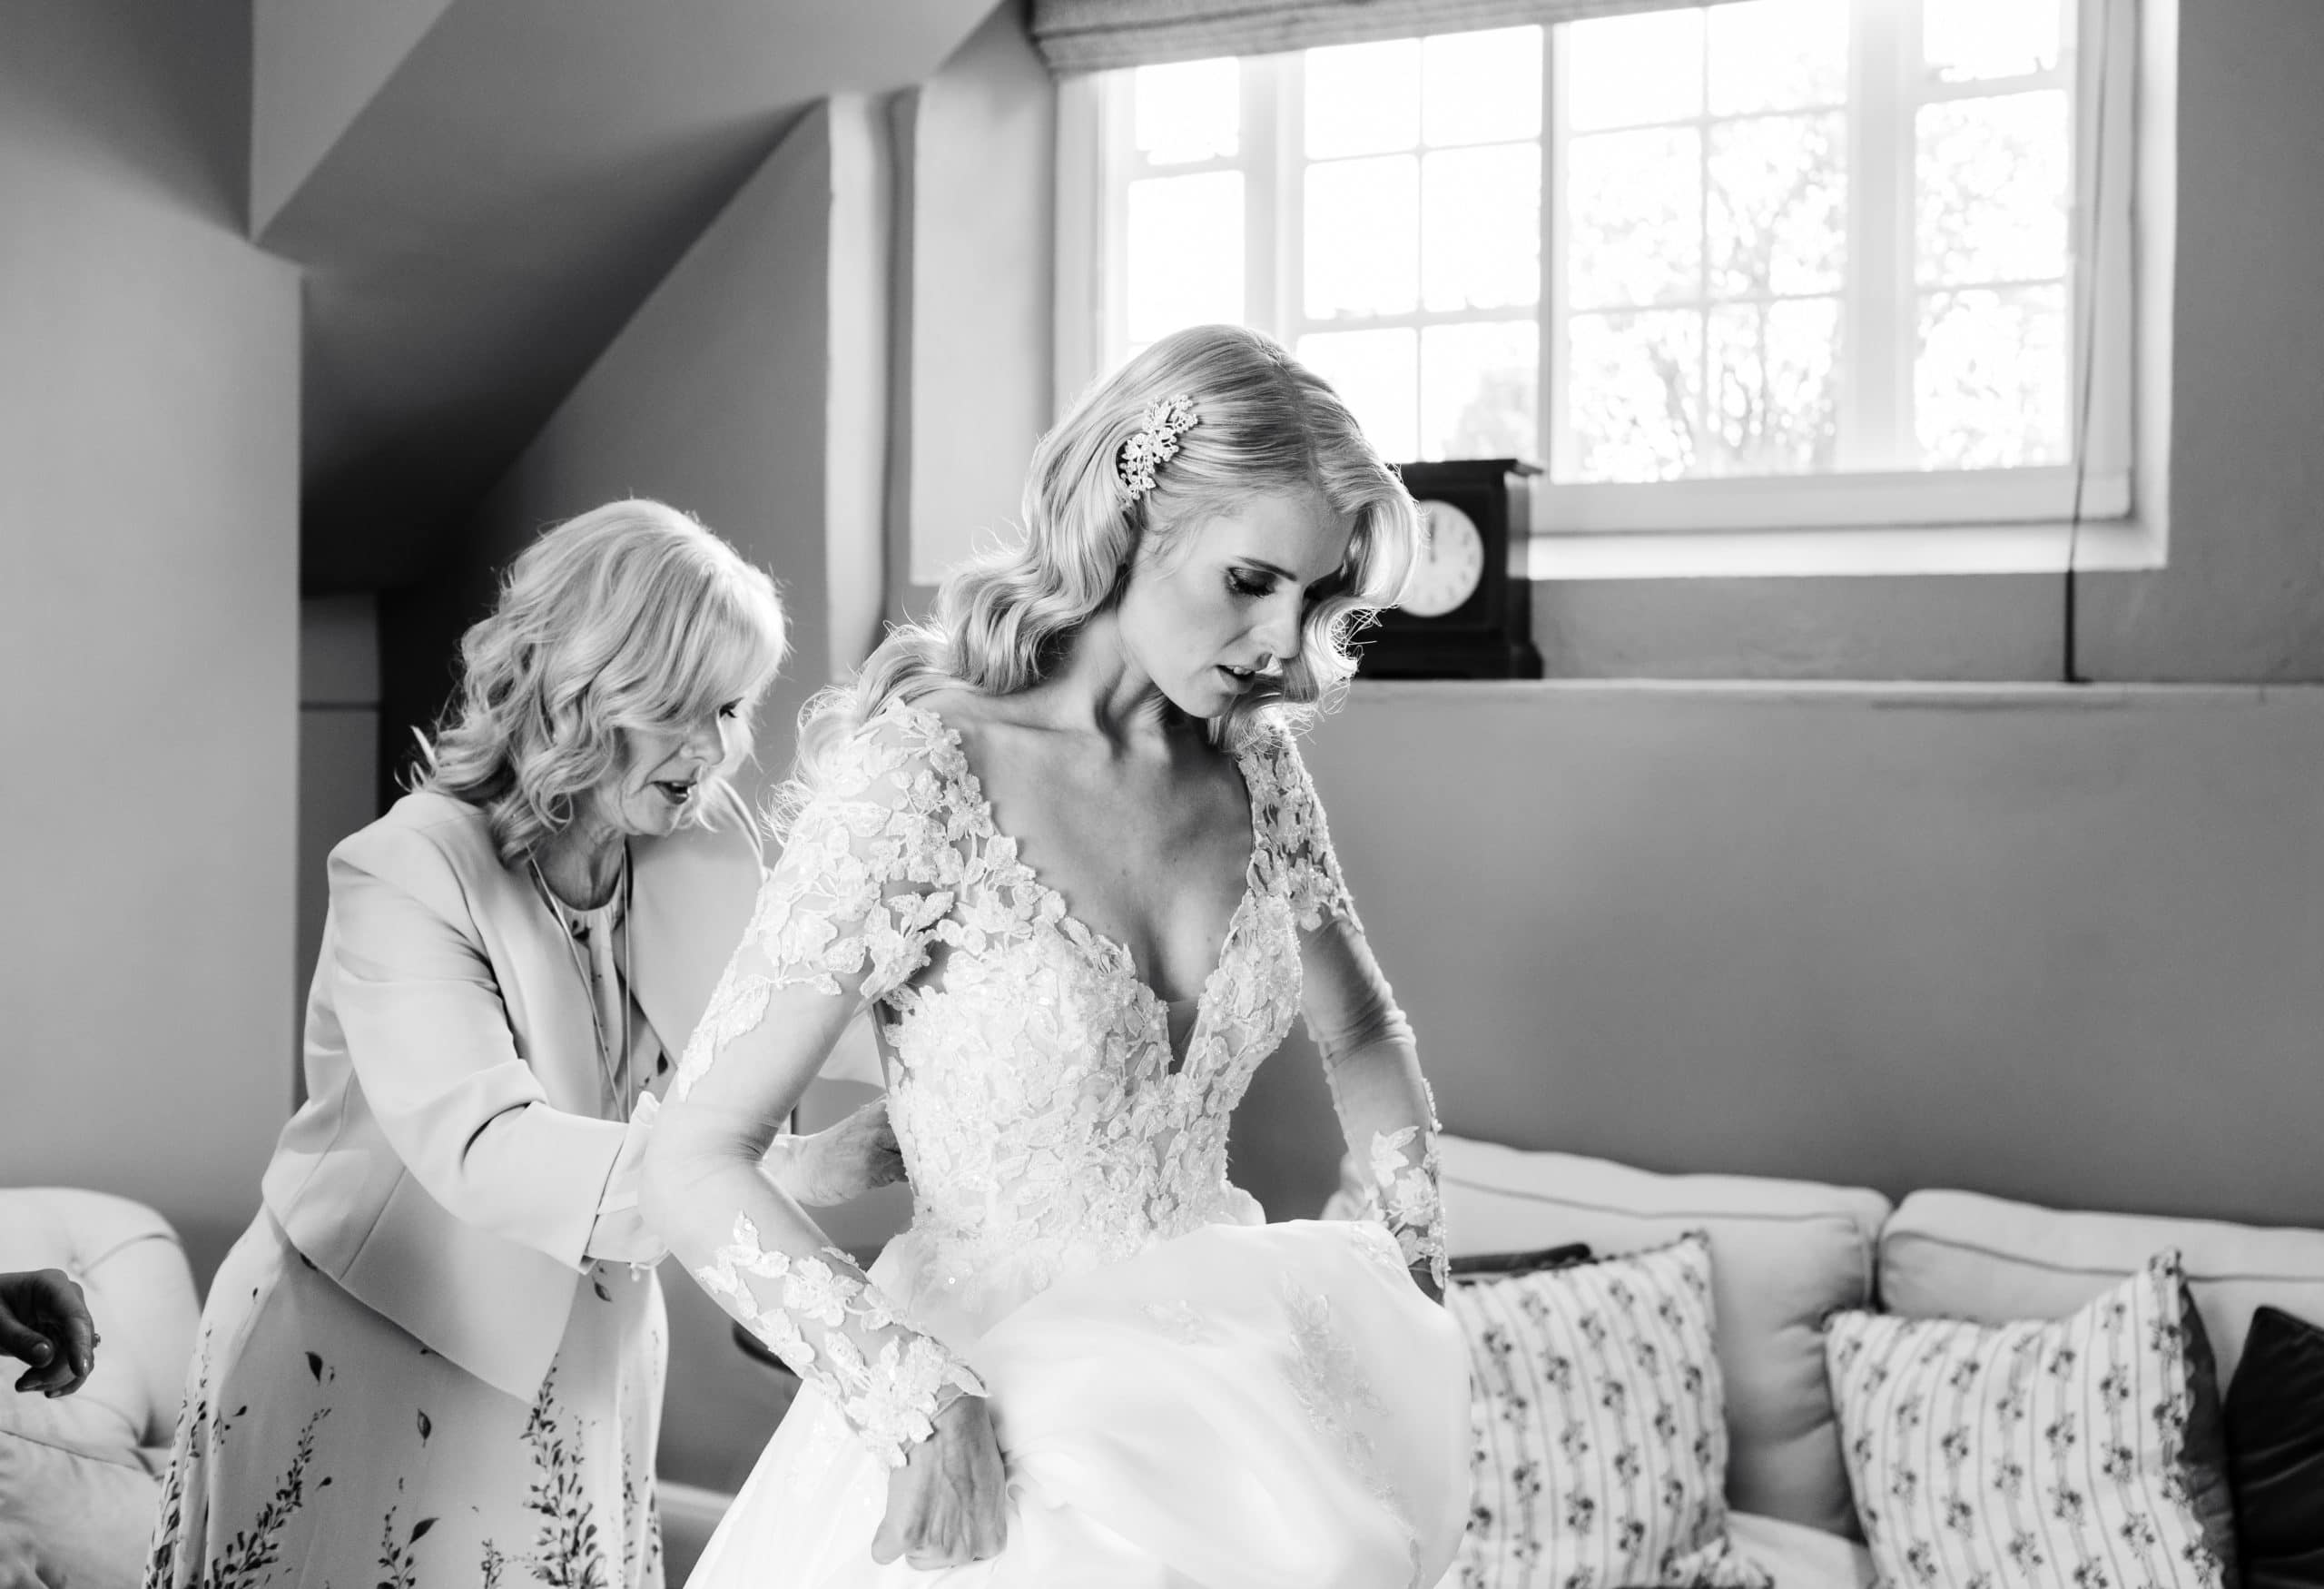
[[1522, 511, 2166, 581]]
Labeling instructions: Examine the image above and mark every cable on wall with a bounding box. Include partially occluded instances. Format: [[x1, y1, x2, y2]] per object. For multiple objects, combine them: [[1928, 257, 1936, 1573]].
[[2063, 0, 2114, 687]]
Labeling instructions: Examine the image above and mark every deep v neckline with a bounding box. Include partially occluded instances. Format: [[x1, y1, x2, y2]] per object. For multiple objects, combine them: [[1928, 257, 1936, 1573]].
[[893, 700, 1263, 1079]]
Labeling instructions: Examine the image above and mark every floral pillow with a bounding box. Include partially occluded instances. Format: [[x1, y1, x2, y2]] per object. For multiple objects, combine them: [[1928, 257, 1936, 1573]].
[[1827, 1249, 2237, 1589], [1443, 1231, 1770, 1589]]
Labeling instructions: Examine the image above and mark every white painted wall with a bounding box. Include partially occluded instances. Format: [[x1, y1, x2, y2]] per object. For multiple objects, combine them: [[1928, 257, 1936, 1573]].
[[897, 0, 1057, 589], [250, 0, 452, 230], [1229, 682, 2324, 1232], [0, 2, 302, 1285], [297, 595, 380, 1067]]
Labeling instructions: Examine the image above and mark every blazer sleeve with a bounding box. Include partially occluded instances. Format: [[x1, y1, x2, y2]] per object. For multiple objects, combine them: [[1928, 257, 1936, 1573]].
[[326, 824, 627, 1273]]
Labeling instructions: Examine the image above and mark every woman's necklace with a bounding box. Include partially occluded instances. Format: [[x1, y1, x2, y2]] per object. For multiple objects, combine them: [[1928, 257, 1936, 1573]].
[[530, 844, 635, 1117]]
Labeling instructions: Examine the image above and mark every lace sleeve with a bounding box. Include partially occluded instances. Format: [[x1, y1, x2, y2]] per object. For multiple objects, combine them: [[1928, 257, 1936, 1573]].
[[1257, 723, 1448, 1291], [1348, 1115, 1449, 1293], [1248, 721, 1360, 933], [645, 712, 981, 1469]]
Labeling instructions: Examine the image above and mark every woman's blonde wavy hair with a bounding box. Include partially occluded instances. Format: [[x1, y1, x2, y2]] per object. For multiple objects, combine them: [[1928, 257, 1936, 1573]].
[[784, 324, 1415, 822], [416, 498, 788, 866]]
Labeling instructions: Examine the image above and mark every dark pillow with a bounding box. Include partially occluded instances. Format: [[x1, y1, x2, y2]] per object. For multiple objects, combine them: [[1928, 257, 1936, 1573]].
[[1447, 1241, 1590, 1279], [2226, 1306, 2324, 1589]]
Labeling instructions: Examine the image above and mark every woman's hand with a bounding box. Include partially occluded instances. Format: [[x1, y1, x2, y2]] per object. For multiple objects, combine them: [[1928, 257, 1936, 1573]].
[[789, 1098, 907, 1207], [0, 1268, 96, 1397], [1410, 1261, 1445, 1307], [871, 1393, 1009, 1570]]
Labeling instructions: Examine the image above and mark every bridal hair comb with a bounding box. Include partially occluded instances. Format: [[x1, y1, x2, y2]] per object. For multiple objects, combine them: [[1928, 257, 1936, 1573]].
[[1118, 395, 1200, 500]]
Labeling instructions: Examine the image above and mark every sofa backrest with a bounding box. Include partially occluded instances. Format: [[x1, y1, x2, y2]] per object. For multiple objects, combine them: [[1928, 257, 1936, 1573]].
[[1877, 1188, 2324, 1383], [0, 1187, 200, 1449], [1426, 1136, 1890, 1540]]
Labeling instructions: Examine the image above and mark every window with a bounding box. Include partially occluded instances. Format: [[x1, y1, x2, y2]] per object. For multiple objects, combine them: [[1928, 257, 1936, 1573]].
[[1063, 0, 2160, 576]]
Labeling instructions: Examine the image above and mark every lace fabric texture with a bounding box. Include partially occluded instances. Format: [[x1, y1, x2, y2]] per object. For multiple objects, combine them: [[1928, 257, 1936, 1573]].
[[672, 698, 1436, 1466], [1354, 1123, 1451, 1293]]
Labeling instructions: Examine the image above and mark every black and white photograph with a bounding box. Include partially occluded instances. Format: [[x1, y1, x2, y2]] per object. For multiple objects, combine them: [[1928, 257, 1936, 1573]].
[[3, 0, 2319, 1584]]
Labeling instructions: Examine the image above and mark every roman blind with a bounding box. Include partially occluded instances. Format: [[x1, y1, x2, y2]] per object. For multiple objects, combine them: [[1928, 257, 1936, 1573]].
[[1030, 0, 1756, 72]]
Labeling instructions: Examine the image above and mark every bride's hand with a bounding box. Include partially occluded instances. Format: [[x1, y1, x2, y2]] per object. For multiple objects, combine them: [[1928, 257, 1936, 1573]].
[[788, 1098, 906, 1206], [871, 1393, 1008, 1570]]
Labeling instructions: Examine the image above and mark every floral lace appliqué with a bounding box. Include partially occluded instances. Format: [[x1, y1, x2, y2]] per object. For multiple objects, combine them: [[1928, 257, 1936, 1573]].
[[1352, 1125, 1449, 1293], [696, 1214, 983, 1470], [1283, 1277, 1423, 1589]]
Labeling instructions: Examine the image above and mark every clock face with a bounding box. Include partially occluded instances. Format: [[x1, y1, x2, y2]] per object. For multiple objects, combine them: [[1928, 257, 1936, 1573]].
[[1400, 500, 1486, 618]]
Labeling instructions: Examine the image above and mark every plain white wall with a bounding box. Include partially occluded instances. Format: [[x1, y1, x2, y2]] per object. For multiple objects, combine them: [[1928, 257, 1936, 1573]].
[[296, 595, 380, 1059], [0, 2, 302, 1284], [1225, 682, 2324, 1231], [249, 0, 452, 230]]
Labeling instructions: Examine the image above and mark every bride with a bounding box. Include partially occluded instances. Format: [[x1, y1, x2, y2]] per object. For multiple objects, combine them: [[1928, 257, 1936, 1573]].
[[642, 323, 1470, 1587]]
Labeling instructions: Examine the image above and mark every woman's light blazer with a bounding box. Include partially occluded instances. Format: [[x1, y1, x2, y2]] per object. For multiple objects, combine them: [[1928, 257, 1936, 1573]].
[[259, 786, 761, 1400]]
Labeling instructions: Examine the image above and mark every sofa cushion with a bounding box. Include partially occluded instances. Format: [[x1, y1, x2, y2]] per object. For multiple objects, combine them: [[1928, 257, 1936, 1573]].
[[2224, 1306, 2324, 1589], [0, 1189, 201, 1449], [1877, 1189, 2324, 1384], [1447, 1232, 1770, 1589], [0, 1394, 161, 1589], [1828, 1250, 2236, 1589], [1425, 1136, 1891, 1538]]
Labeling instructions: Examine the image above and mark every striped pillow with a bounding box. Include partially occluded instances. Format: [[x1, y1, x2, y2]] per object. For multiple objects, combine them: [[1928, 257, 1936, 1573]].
[[1827, 1250, 2234, 1589], [1446, 1231, 1770, 1588]]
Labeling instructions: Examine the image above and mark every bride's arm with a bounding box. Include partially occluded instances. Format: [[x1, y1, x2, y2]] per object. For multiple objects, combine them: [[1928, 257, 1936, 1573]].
[[640, 730, 980, 1470], [1273, 730, 1447, 1300], [1303, 918, 1447, 1302]]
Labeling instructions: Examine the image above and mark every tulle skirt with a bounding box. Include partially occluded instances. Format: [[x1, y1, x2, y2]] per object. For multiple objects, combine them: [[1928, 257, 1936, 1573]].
[[685, 1218, 1470, 1589]]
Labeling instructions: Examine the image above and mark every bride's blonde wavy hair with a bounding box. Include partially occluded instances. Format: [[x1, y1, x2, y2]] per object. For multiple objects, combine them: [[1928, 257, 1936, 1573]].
[[783, 324, 1415, 823], [416, 498, 788, 866]]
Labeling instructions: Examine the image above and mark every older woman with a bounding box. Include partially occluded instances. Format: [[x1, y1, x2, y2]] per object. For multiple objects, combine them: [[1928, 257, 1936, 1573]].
[[147, 500, 899, 1587]]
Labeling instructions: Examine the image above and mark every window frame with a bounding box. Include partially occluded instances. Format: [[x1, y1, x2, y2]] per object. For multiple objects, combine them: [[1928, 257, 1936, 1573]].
[[1054, 0, 2173, 580]]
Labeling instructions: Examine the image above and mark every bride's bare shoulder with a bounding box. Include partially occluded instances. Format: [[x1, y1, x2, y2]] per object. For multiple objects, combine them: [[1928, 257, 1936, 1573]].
[[909, 686, 1046, 758]]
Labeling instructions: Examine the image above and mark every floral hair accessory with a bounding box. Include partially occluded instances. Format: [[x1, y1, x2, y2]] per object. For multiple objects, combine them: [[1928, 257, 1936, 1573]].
[[1118, 394, 1200, 501]]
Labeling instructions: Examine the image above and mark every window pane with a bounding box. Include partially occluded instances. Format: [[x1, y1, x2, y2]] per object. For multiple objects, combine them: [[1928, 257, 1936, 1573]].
[[1133, 58, 1240, 164], [1127, 173, 1245, 344], [1297, 329, 1418, 461], [1916, 90, 2069, 286], [1563, 309, 1702, 481], [1562, 10, 1702, 133], [1916, 285, 2068, 469], [1305, 155, 1419, 318], [1707, 297, 1840, 474], [1924, 0, 2064, 84], [1423, 144, 1541, 312], [1423, 27, 1542, 148], [1709, 112, 1846, 301], [1422, 321, 1538, 462], [1709, 0, 1849, 116], [1565, 127, 1701, 311], [1305, 39, 1420, 158]]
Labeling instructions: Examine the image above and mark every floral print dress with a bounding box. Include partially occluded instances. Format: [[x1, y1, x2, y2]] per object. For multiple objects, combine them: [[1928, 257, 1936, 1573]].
[[145, 891, 668, 1589]]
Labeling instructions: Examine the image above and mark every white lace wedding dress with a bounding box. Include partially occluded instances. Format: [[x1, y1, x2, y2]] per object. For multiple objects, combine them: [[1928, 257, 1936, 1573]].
[[664, 701, 1470, 1588]]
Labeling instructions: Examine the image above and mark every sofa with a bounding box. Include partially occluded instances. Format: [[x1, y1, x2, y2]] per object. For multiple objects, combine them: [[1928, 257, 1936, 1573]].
[[1394, 1133, 2324, 1587], [0, 1187, 201, 1589]]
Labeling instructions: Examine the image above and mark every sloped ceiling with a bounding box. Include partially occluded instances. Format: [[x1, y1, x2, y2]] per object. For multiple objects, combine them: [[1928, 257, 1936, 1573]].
[[257, 0, 1003, 591]]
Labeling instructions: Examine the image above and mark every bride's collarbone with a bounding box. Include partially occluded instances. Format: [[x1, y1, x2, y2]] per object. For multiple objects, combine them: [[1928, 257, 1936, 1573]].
[[933, 706, 1253, 1003]]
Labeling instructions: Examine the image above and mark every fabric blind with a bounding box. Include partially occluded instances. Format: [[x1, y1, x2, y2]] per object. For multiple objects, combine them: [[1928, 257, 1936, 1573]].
[[1030, 0, 1753, 74]]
